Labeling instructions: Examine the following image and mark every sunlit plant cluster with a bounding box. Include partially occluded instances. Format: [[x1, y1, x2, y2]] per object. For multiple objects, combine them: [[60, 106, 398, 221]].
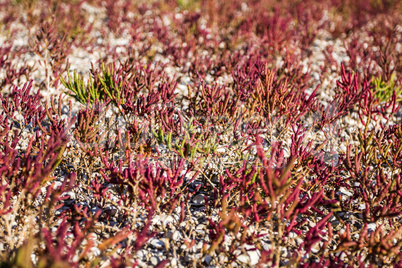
[[0, 0, 402, 267]]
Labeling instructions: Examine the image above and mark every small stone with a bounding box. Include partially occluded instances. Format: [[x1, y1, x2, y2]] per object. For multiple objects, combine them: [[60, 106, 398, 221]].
[[233, 249, 241, 256], [63, 191, 76, 204], [102, 233, 110, 239], [219, 255, 228, 263], [331, 220, 340, 227], [338, 187, 353, 197], [262, 243, 271, 251], [53, 181, 63, 190], [135, 250, 146, 259], [61, 106, 69, 115], [195, 229, 205, 235], [196, 224, 206, 229], [136, 260, 147, 267], [367, 223, 376, 232], [296, 238, 304, 246], [281, 247, 288, 257], [150, 238, 165, 249], [90, 207, 101, 215], [172, 231, 181, 240], [150, 256, 159, 266], [204, 254, 212, 265], [192, 194, 205, 206], [237, 254, 249, 263], [288, 232, 297, 238], [91, 247, 101, 257], [152, 215, 161, 225], [190, 181, 204, 189], [166, 231, 173, 239], [183, 255, 192, 262], [171, 258, 178, 266], [216, 146, 226, 153], [160, 214, 175, 225], [104, 206, 118, 216], [195, 241, 203, 250], [248, 249, 260, 265], [353, 221, 363, 229]]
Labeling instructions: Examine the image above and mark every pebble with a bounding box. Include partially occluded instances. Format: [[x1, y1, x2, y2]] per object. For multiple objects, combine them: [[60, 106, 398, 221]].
[[90, 247, 101, 257], [103, 206, 118, 216], [311, 247, 320, 254], [248, 249, 260, 265], [171, 258, 178, 266], [203, 254, 212, 265], [195, 241, 203, 250], [172, 231, 182, 240], [137, 259, 147, 267], [183, 255, 192, 263], [191, 194, 206, 206], [262, 243, 271, 251], [215, 146, 226, 153], [219, 255, 228, 263], [338, 187, 353, 197], [64, 191, 76, 200], [150, 256, 159, 266], [91, 207, 102, 216], [288, 232, 297, 238], [135, 249, 147, 259], [237, 254, 250, 264], [150, 238, 165, 249], [358, 204, 366, 210], [53, 181, 63, 190], [160, 214, 175, 225], [367, 223, 376, 232], [353, 221, 363, 229], [281, 247, 288, 258]]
